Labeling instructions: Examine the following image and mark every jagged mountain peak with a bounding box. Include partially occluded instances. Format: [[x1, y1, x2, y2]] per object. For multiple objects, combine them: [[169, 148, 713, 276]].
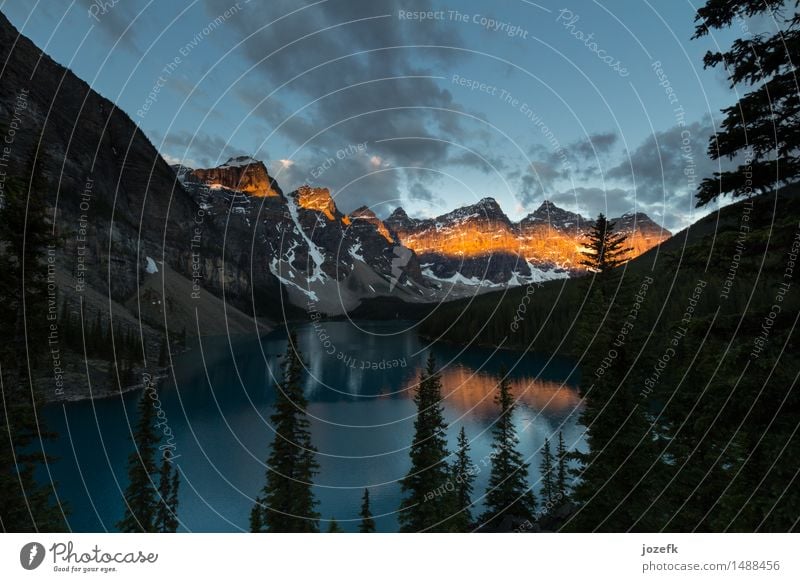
[[612, 211, 668, 234], [348, 206, 395, 243], [615, 211, 657, 223], [385, 207, 418, 233], [351, 205, 378, 219], [187, 156, 279, 197], [523, 200, 586, 229], [219, 155, 261, 168], [534, 199, 567, 214], [294, 185, 337, 220], [477, 196, 499, 206], [436, 196, 510, 225]]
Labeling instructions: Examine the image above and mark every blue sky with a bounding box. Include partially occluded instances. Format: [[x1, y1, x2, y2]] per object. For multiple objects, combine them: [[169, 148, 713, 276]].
[[2, 0, 772, 230]]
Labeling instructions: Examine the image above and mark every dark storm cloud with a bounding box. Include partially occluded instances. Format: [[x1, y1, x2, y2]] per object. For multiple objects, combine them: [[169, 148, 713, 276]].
[[517, 160, 562, 209], [515, 130, 622, 209], [548, 187, 632, 219], [201, 0, 475, 212], [327, 157, 405, 215], [571, 131, 618, 160], [604, 117, 727, 231], [515, 123, 722, 231], [607, 117, 722, 207], [409, 181, 435, 202]]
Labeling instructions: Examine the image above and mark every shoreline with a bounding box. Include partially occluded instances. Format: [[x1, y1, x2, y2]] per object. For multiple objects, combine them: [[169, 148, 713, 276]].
[[40, 329, 271, 405]]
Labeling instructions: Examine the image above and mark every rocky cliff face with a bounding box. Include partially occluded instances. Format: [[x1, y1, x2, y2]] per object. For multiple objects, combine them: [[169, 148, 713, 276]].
[[388, 197, 519, 257], [187, 156, 280, 197], [176, 169, 429, 314], [294, 185, 337, 220], [385, 198, 539, 284], [349, 206, 396, 244]]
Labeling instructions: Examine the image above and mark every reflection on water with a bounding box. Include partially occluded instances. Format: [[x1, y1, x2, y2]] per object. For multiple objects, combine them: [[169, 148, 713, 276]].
[[42, 321, 584, 532], [428, 364, 583, 418]]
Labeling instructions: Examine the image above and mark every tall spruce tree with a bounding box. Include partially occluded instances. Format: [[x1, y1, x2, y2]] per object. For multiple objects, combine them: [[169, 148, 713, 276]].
[[566, 288, 664, 532], [580, 214, 632, 273], [481, 373, 536, 527], [0, 175, 65, 532], [359, 488, 376, 533], [448, 427, 476, 532], [556, 431, 569, 501], [539, 438, 556, 508], [398, 353, 452, 532], [249, 494, 265, 533], [117, 390, 160, 532], [252, 334, 319, 532], [693, 0, 800, 205], [154, 458, 180, 532]]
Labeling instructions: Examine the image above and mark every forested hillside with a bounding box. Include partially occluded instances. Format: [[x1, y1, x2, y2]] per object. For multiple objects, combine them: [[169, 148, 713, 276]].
[[422, 187, 800, 531]]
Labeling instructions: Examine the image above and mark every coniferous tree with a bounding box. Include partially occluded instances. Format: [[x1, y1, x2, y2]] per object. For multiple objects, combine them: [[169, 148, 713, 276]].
[[481, 373, 536, 527], [358, 488, 376, 533], [693, 0, 800, 205], [252, 334, 319, 532], [168, 466, 179, 529], [326, 518, 342, 532], [0, 175, 65, 532], [539, 438, 556, 508], [249, 495, 264, 533], [580, 214, 632, 273], [398, 353, 452, 532], [154, 458, 179, 532], [117, 390, 160, 532], [448, 427, 476, 531], [567, 291, 664, 532], [556, 431, 569, 501]]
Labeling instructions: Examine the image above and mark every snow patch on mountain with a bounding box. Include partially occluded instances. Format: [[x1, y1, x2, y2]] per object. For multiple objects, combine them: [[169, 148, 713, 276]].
[[284, 195, 327, 283], [348, 242, 365, 262], [145, 256, 159, 274], [269, 257, 319, 301], [422, 267, 502, 288]]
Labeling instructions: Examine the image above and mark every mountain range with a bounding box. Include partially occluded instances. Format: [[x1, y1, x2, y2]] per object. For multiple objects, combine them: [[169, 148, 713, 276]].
[[178, 156, 671, 312]]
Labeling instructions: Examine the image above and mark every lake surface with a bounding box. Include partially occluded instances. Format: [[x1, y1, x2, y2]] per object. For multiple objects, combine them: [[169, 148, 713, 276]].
[[42, 321, 584, 532]]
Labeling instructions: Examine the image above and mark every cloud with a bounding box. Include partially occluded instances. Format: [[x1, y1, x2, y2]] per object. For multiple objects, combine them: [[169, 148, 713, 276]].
[[571, 131, 618, 160], [548, 186, 632, 219], [509, 120, 735, 231], [161, 152, 198, 167], [517, 160, 564, 209], [514, 130, 623, 210], [606, 117, 732, 216], [202, 0, 475, 212], [153, 129, 252, 167], [409, 181, 436, 202]]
